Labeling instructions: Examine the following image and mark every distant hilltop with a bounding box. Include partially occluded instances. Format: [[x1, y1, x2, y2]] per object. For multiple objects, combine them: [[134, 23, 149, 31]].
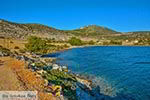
[[0, 19, 150, 45]]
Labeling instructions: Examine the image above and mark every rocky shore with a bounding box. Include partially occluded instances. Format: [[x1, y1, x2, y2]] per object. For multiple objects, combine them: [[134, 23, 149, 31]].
[[0, 45, 137, 100], [0, 46, 101, 100], [23, 53, 96, 100], [23, 52, 116, 100]]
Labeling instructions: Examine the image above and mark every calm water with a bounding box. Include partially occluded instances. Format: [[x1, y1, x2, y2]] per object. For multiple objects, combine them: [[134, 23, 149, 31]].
[[55, 46, 150, 100]]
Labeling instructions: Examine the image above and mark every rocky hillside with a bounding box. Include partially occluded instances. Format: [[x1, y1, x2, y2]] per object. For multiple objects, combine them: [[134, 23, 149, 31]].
[[0, 19, 150, 43], [0, 19, 71, 40], [0, 19, 122, 39]]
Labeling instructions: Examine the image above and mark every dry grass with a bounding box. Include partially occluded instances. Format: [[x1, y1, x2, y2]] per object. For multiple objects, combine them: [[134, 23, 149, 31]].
[[0, 38, 26, 52], [0, 57, 25, 90], [0, 57, 58, 100]]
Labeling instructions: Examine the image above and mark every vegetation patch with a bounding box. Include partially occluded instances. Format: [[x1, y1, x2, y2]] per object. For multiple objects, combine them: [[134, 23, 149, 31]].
[[42, 69, 77, 100], [68, 37, 83, 46], [0, 45, 12, 56], [25, 36, 48, 54]]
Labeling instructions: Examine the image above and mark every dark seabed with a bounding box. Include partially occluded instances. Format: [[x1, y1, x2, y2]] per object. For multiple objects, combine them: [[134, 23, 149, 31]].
[[51, 46, 150, 100]]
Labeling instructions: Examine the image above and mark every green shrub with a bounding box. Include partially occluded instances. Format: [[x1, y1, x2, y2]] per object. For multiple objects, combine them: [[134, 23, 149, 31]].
[[35, 62, 46, 67], [42, 70, 77, 100], [68, 37, 83, 46], [110, 40, 122, 45], [103, 41, 110, 45], [88, 40, 95, 45], [19, 49, 26, 53], [25, 36, 48, 54]]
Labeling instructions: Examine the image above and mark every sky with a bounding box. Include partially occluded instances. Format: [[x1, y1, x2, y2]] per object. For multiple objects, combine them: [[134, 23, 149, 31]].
[[0, 0, 150, 32]]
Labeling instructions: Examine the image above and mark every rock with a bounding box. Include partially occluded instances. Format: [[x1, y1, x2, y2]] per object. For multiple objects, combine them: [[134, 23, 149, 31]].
[[52, 64, 60, 69], [16, 55, 34, 62], [45, 85, 63, 97], [59, 67, 62, 71], [37, 69, 47, 75], [52, 64, 62, 71], [91, 86, 100, 96], [76, 77, 92, 90], [76, 83, 96, 100], [0, 51, 9, 56], [76, 82, 112, 100], [62, 66, 68, 72], [71, 84, 76, 91], [58, 95, 64, 100], [62, 66, 67, 69], [31, 63, 35, 66], [47, 63, 53, 66], [0, 51, 4, 56], [44, 79, 49, 86], [35, 73, 41, 78]]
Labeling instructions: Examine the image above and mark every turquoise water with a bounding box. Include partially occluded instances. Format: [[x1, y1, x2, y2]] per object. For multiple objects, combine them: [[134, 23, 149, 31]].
[[55, 46, 150, 100]]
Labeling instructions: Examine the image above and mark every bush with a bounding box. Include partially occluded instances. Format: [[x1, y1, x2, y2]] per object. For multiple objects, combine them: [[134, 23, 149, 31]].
[[88, 40, 95, 45], [19, 49, 26, 53], [68, 37, 83, 46], [0, 46, 12, 56], [42, 70, 77, 100], [25, 36, 48, 54], [110, 40, 122, 45], [103, 41, 110, 45], [14, 46, 20, 49], [35, 62, 46, 67]]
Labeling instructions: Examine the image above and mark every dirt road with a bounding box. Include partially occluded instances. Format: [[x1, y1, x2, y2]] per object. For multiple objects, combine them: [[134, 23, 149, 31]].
[[0, 57, 25, 90]]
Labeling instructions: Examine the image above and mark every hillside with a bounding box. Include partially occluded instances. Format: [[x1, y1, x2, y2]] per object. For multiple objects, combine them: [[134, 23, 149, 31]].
[[0, 19, 150, 46], [0, 19, 122, 39], [67, 25, 121, 37], [0, 19, 71, 40]]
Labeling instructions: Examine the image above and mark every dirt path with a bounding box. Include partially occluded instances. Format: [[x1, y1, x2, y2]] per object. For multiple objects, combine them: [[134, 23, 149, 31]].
[[0, 57, 25, 90], [0, 57, 59, 100]]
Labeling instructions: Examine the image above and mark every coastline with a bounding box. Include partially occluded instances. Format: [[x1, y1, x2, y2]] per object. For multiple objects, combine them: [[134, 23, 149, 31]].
[[1, 44, 150, 100], [46, 45, 150, 100], [53, 44, 150, 54]]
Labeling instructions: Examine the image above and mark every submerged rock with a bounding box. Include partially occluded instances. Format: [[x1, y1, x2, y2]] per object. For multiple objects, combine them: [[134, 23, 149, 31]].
[[76, 77, 92, 90], [76, 80, 113, 100], [76, 83, 96, 100]]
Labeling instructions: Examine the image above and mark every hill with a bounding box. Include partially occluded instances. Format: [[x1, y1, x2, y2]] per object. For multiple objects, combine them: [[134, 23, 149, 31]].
[[67, 25, 121, 37], [0, 19, 71, 40], [0, 19, 150, 45], [0, 19, 122, 39]]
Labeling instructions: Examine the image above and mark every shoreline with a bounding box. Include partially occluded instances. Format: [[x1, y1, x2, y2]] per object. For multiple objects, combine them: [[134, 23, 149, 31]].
[[45, 45, 150, 99], [46, 45, 150, 56], [1, 44, 149, 100]]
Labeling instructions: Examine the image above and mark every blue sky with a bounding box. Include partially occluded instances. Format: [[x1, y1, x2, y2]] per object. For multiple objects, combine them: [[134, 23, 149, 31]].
[[0, 0, 150, 32]]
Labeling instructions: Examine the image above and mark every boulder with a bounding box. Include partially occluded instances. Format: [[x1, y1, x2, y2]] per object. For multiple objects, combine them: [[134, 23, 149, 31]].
[[52, 64, 62, 71], [44, 79, 49, 86], [52, 64, 60, 70], [0, 51, 3, 56], [76, 82, 112, 100], [0, 51, 9, 56], [76, 77, 92, 90], [62, 66, 67, 69], [62, 66, 68, 72], [76, 83, 96, 100], [37, 69, 47, 75]]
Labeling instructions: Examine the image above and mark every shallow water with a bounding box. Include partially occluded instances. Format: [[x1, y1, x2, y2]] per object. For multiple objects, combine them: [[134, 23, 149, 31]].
[[54, 46, 150, 100]]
